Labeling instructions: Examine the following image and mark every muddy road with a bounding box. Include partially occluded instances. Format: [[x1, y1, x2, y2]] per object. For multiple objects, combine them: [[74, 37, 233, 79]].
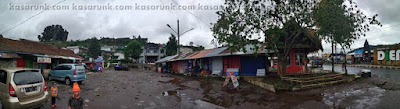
[[42, 69, 400, 109]]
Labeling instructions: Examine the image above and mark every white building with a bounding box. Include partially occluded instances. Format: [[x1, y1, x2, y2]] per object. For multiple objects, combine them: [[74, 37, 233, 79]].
[[113, 52, 125, 60], [101, 46, 116, 52], [66, 46, 88, 54]]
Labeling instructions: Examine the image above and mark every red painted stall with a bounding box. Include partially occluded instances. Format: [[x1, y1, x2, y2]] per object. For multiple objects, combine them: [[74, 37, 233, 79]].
[[14, 58, 26, 67], [279, 49, 308, 74], [172, 61, 179, 73], [223, 56, 241, 74]]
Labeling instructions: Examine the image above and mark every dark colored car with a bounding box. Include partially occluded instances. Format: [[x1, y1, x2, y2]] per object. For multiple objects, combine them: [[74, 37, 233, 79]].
[[114, 65, 129, 71]]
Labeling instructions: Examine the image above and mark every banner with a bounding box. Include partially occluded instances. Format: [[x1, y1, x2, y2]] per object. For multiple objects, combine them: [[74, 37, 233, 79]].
[[222, 71, 239, 88], [229, 72, 239, 88]]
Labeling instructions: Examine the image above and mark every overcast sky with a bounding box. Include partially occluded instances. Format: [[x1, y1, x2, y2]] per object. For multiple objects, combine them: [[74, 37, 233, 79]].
[[1, 0, 399, 53]]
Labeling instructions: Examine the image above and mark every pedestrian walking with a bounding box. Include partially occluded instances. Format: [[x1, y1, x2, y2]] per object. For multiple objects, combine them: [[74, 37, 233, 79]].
[[68, 83, 84, 109], [342, 62, 345, 71], [50, 82, 58, 108]]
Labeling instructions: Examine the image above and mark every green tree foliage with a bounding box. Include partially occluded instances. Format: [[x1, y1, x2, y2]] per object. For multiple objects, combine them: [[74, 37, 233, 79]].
[[312, 0, 381, 73], [88, 37, 101, 59], [193, 45, 205, 51], [166, 34, 177, 56], [38, 25, 69, 42], [124, 40, 143, 60], [99, 37, 131, 46], [213, 0, 317, 75]]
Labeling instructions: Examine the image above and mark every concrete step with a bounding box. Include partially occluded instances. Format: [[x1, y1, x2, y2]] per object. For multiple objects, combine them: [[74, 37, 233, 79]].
[[300, 79, 346, 89], [281, 73, 342, 81], [300, 75, 343, 85]]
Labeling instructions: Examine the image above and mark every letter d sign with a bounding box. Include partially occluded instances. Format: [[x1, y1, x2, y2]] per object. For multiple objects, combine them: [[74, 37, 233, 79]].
[[377, 51, 385, 61]]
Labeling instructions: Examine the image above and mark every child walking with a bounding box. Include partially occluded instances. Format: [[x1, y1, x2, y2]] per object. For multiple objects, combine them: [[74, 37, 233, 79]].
[[68, 82, 84, 109], [50, 82, 58, 108]]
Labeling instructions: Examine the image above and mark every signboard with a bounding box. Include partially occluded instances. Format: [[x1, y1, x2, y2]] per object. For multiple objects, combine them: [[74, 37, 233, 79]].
[[226, 68, 239, 75], [377, 50, 400, 61], [222, 71, 239, 88], [229, 72, 239, 88], [37, 57, 51, 63], [354, 49, 364, 58], [223, 74, 230, 87]]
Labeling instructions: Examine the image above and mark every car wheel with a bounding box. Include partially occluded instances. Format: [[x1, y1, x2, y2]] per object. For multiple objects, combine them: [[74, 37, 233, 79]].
[[65, 78, 71, 85], [48, 75, 53, 81]]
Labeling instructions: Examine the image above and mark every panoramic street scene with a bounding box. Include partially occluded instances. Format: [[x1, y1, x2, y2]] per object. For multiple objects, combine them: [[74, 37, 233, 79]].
[[1, 0, 400, 109]]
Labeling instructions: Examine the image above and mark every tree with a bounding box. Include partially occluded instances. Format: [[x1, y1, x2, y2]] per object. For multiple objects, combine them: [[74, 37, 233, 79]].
[[213, 0, 317, 75], [189, 42, 194, 46], [124, 40, 143, 60], [166, 34, 177, 56], [88, 37, 101, 59], [38, 25, 69, 42], [312, 0, 381, 73]]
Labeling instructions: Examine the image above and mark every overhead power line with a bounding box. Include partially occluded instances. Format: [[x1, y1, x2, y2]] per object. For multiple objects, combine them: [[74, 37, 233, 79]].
[[168, 0, 212, 28], [1, 0, 67, 34]]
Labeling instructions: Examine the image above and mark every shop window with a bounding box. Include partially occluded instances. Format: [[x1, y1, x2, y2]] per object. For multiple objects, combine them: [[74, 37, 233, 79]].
[[0, 70, 7, 84], [295, 53, 305, 66]]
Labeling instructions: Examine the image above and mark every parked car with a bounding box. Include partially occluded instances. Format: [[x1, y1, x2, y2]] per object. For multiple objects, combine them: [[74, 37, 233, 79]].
[[0, 68, 49, 109], [114, 64, 130, 71], [48, 64, 87, 85], [312, 59, 324, 68]]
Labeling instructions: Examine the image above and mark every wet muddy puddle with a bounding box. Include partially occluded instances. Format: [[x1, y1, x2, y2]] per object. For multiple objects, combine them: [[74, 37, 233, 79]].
[[162, 91, 179, 96]]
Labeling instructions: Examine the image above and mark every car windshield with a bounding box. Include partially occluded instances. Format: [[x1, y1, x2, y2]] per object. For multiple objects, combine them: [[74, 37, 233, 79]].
[[13, 71, 43, 85]]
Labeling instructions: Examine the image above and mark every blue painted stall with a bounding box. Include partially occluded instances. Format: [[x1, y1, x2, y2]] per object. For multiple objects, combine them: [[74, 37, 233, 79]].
[[240, 56, 266, 75]]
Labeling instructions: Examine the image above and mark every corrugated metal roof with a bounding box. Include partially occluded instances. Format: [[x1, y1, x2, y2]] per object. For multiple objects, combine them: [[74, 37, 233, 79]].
[[202, 47, 228, 58], [160, 44, 274, 62], [218, 44, 271, 56], [155, 54, 178, 63], [0, 53, 21, 58], [188, 49, 214, 59], [172, 52, 197, 61], [0, 37, 81, 58]]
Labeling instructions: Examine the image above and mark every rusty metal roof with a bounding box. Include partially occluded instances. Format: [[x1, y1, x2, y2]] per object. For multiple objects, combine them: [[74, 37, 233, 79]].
[[187, 49, 214, 59], [0, 53, 21, 58]]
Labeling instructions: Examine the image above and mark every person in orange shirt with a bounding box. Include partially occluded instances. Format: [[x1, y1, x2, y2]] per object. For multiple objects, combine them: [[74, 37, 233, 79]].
[[68, 82, 83, 109], [50, 82, 58, 108]]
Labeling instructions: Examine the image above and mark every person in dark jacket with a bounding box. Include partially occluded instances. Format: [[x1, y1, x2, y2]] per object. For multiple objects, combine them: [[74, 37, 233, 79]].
[[68, 83, 83, 109]]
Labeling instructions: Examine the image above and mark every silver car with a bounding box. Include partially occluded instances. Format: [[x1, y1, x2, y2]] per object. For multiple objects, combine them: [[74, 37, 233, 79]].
[[0, 68, 49, 109]]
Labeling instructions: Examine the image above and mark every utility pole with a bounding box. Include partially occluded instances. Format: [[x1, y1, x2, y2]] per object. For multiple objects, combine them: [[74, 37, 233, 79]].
[[177, 20, 180, 56], [167, 19, 194, 56]]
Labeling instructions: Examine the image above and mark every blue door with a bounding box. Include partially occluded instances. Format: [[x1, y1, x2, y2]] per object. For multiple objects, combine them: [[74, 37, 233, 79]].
[[240, 56, 266, 75]]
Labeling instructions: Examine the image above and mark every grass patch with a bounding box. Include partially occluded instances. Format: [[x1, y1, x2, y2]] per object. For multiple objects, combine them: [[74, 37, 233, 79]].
[[273, 81, 300, 91]]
